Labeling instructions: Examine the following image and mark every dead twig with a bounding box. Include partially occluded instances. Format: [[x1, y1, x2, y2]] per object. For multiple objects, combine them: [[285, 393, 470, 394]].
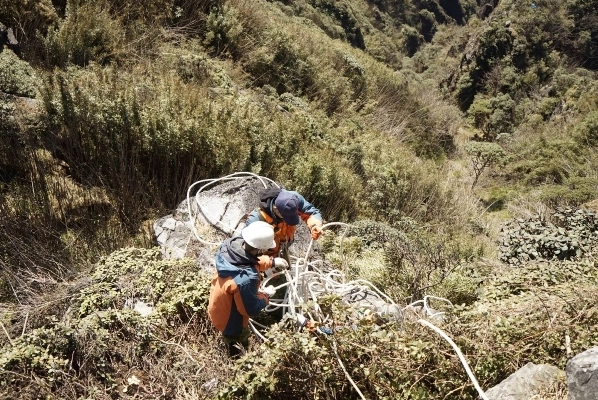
[[0, 320, 14, 345]]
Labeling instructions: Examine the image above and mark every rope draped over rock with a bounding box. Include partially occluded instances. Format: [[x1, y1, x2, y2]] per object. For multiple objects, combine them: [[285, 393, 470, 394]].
[[187, 172, 488, 400]]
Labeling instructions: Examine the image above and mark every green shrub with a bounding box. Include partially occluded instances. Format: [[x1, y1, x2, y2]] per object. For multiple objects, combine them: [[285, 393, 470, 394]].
[[383, 226, 478, 303], [539, 176, 598, 207], [100, 0, 177, 24], [498, 207, 598, 265], [288, 153, 360, 222], [360, 157, 462, 225], [468, 94, 516, 140], [456, 73, 476, 110], [40, 63, 250, 214], [244, 29, 317, 96], [0, 50, 37, 97], [73, 247, 204, 318], [218, 326, 336, 399], [418, 9, 437, 42], [402, 24, 423, 56], [219, 304, 478, 399], [480, 186, 514, 211], [41, 0, 126, 67], [507, 138, 584, 186], [573, 110, 598, 145], [565, 0, 598, 70], [464, 141, 507, 188], [309, 0, 366, 49], [536, 97, 561, 120], [340, 53, 366, 101], [346, 219, 405, 249], [454, 281, 598, 381], [203, 4, 244, 58], [0, 325, 73, 387]]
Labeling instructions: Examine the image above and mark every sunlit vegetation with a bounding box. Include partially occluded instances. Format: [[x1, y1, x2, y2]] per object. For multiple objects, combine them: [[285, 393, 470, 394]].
[[1, 0, 598, 398]]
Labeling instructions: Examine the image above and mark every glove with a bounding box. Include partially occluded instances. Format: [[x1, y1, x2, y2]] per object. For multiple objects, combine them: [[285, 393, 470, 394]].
[[273, 257, 289, 270], [262, 285, 277, 298], [317, 326, 333, 335], [310, 224, 323, 240], [296, 313, 307, 327]]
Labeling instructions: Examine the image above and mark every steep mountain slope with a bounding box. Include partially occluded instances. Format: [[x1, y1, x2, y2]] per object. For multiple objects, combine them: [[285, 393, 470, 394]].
[[1, 0, 598, 398]]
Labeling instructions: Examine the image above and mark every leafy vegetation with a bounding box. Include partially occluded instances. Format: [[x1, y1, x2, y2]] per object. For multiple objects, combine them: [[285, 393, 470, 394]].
[[1, 0, 598, 398], [498, 207, 598, 265]]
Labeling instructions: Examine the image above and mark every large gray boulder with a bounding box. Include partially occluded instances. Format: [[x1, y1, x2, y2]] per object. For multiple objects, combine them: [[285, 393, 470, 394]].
[[485, 362, 564, 400], [566, 347, 598, 400], [153, 176, 319, 270]]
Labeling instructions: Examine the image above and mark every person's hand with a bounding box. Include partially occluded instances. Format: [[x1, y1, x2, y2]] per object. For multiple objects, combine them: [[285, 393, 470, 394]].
[[273, 257, 289, 270], [262, 285, 277, 298], [310, 224, 323, 240]]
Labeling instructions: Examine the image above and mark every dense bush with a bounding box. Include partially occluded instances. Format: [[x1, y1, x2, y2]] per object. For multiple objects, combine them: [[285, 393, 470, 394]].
[[41, 1, 126, 67], [220, 251, 594, 399], [0, 49, 37, 97], [0, 248, 216, 399], [468, 94, 516, 140], [498, 207, 598, 265], [506, 138, 586, 186], [565, 0, 598, 70], [573, 110, 598, 145], [383, 225, 479, 303]]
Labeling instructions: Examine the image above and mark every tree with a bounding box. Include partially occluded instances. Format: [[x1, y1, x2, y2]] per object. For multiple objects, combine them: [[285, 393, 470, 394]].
[[464, 141, 506, 188]]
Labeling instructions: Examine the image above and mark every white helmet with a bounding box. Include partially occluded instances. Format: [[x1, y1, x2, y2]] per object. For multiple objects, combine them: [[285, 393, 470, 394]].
[[242, 221, 276, 250]]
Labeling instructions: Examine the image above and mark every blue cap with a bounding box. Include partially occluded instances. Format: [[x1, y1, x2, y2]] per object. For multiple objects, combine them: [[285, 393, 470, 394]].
[[274, 190, 300, 226]]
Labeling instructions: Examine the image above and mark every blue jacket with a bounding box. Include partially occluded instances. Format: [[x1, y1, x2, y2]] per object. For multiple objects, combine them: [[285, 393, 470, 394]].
[[246, 189, 322, 256], [208, 236, 273, 336]]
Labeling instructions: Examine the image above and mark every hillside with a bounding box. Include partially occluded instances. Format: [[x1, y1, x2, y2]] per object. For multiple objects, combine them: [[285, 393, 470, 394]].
[[1, 0, 598, 398]]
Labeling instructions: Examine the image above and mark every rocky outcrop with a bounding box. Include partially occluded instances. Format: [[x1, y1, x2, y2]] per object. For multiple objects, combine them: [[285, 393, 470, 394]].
[[482, 347, 598, 399], [153, 176, 318, 269], [485, 362, 564, 400], [566, 347, 598, 400], [0, 23, 20, 56]]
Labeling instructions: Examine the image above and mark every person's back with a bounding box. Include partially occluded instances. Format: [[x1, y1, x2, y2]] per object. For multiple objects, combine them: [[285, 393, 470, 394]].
[[245, 188, 323, 257], [208, 221, 279, 356], [209, 236, 267, 334]]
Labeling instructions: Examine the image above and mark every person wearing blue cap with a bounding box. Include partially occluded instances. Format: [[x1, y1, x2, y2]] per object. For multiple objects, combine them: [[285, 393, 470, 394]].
[[245, 187, 323, 258]]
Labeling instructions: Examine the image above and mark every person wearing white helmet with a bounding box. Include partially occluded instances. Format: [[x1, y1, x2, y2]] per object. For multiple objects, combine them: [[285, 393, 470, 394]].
[[208, 221, 286, 357]]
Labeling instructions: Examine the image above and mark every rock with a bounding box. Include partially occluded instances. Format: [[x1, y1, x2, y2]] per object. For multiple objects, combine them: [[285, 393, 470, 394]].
[[153, 176, 320, 268], [566, 347, 598, 400], [202, 378, 218, 391], [0, 23, 20, 55], [485, 362, 564, 400], [343, 288, 403, 321]]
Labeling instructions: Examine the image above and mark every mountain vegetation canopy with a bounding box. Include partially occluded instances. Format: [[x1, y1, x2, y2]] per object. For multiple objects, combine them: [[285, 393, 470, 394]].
[[1, 0, 598, 398]]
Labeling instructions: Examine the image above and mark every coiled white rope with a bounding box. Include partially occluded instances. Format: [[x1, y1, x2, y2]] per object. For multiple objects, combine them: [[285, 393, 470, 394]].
[[189, 174, 486, 399], [186, 172, 279, 246]]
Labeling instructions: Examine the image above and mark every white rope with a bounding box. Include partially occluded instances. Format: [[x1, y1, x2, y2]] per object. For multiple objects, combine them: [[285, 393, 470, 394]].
[[189, 174, 486, 398], [331, 340, 367, 400], [418, 319, 488, 400], [186, 172, 279, 246], [248, 319, 268, 342]]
